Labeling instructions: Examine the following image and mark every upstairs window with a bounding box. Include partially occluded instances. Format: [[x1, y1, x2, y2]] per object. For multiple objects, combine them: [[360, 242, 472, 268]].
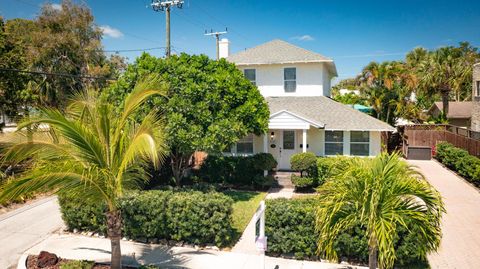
[[244, 69, 256, 85], [325, 131, 343, 155], [284, 67, 296, 92], [350, 131, 370, 156], [236, 134, 254, 154]]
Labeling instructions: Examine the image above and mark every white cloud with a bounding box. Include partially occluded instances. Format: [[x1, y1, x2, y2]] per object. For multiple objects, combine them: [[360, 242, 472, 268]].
[[291, 35, 315, 41], [99, 25, 124, 39], [50, 3, 62, 11]]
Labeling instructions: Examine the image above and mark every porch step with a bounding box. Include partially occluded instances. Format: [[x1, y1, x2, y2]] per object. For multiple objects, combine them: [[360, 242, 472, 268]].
[[273, 171, 296, 189]]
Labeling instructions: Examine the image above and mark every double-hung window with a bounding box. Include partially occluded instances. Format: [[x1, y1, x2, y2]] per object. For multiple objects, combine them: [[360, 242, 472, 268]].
[[284, 67, 296, 92], [325, 131, 343, 155], [350, 131, 370, 156], [236, 134, 254, 154], [244, 69, 256, 85]]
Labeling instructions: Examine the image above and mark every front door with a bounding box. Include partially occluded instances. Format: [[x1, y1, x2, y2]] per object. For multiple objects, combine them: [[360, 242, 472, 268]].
[[279, 130, 296, 170]]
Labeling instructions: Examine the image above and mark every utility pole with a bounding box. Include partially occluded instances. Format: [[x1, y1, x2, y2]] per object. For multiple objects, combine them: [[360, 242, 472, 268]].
[[204, 28, 228, 60], [151, 0, 184, 58]]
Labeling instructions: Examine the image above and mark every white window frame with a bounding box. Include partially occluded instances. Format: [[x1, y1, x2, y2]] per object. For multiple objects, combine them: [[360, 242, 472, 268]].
[[350, 131, 370, 156], [284, 67, 296, 92], [223, 134, 254, 156], [325, 131, 344, 156], [244, 69, 256, 85]]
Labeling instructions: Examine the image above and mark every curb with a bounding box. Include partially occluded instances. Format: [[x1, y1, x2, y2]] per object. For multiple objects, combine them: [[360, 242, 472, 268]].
[[16, 253, 28, 269]]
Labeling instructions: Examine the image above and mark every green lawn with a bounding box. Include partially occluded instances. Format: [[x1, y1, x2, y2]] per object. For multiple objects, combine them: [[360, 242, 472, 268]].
[[224, 190, 267, 236]]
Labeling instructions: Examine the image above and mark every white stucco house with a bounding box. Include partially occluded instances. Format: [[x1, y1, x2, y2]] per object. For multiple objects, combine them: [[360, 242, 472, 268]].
[[220, 39, 395, 170]]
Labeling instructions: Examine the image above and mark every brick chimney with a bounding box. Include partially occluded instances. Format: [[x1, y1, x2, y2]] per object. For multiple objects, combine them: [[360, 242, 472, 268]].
[[471, 63, 480, 131]]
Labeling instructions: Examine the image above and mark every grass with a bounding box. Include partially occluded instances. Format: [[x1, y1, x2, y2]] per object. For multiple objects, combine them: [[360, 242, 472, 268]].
[[224, 190, 267, 237]]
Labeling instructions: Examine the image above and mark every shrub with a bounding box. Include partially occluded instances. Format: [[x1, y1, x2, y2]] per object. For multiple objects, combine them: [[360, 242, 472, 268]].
[[265, 198, 431, 266], [436, 142, 480, 185], [59, 190, 234, 247], [290, 152, 317, 177], [291, 175, 316, 189], [253, 153, 278, 171], [198, 153, 276, 188]]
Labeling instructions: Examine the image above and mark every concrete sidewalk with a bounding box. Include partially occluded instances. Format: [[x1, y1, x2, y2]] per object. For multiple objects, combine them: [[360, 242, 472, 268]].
[[24, 233, 366, 269], [408, 160, 480, 269]]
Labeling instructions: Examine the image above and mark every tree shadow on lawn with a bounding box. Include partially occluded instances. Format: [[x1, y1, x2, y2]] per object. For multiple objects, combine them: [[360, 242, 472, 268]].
[[223, 190, 258, 202]]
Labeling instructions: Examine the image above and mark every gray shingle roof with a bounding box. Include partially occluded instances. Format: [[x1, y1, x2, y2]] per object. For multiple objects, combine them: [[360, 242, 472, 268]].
[[227, 40, 337, 76], [267, 96, 395, 131]]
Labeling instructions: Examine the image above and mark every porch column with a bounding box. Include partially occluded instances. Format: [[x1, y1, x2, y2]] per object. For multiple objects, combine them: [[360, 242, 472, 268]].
[[302, 129, 307, 153], [263, 133, 268, 176]]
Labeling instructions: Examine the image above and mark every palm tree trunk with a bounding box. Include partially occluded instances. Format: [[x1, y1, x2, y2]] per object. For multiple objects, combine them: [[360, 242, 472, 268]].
[[369, 246, 378, 269], [441, 89, 449, 117], [106, 210, 122, 269]]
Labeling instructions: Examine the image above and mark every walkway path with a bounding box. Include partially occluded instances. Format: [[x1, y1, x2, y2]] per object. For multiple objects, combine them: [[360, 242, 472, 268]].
[[24, 233, 367, 269], [265, 171, 295, 199], [408, 160, 480, 269], [0, 196, 64, 269]]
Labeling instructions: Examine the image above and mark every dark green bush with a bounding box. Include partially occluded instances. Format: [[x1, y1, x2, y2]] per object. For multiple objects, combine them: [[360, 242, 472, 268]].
[[290, 152, 317, 177], [59, 190, 234, 247], [198, 153, 276, 188], [291, 175, 316, 189], [253, 153, 278, 171], [436, 142, 480, 184], [265, 198, 430, 266]]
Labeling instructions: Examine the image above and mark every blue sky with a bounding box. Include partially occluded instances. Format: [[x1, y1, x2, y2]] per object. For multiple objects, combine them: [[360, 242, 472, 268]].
[[1, 0, 480, 82]]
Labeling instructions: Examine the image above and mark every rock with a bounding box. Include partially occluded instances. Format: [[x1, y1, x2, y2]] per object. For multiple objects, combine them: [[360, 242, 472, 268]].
[[36, 251, 58, 268], [159, 239, 168, 245], [73, 228, 78, 233], [175, 241, 184, 247], [211, 246, 219, 251]]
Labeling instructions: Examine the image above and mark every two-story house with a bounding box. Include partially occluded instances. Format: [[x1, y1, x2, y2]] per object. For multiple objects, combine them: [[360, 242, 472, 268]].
[[221, 39, 395, 169]]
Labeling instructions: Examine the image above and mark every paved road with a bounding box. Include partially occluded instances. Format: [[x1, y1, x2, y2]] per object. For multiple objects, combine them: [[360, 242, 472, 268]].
[[0, 196, 64, 268], [408, 160, 480, 269]]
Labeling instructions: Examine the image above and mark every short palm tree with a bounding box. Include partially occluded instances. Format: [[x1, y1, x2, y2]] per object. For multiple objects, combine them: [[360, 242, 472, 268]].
[[315, 153, 444, 269], [0, 75, 167, 269]]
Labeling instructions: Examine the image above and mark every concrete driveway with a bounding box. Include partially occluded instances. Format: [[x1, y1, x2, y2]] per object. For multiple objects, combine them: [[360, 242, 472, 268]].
[[0, 196, 64, 268], [408, 160, 480, 269]]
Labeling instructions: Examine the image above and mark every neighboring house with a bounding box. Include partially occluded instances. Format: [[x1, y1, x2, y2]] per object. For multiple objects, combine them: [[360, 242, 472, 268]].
[[222, 39, 395, 169], [428, 102, 473, 128], [339, 88, 360, 96], [471, 63, 480, 131]]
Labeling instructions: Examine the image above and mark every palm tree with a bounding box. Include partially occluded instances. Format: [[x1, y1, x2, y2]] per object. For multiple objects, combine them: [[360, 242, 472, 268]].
[[0, 75, 167, 269], [315, 153, 444, 269], [417, 47, 469, 116]]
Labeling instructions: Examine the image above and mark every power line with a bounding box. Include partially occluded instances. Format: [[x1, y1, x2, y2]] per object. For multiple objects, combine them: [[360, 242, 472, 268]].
[[151, 0, 184, 58], [204, 28, 228, 59], [103, 47, 166, 53], [0, 68, 116, 81]]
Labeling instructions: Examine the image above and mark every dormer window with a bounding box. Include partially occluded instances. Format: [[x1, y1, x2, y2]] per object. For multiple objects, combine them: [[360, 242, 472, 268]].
[[244, 69, 256, 85], [284, 67, 296, 92]]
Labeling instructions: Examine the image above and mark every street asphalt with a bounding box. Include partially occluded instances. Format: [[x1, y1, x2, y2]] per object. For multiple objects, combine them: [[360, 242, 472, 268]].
[[0, 196, 64, 269]]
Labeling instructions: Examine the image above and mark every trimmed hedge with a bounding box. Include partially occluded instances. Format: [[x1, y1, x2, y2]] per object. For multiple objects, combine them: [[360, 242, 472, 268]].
[[59, 190, 234, 247], [265, 198, 429, 266], [197, 153, 277, 188], [436, 142, 480, 184]]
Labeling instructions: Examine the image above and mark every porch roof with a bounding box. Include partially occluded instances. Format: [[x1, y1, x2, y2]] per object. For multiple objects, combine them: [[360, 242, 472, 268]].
[[266, 96, 395, 131]]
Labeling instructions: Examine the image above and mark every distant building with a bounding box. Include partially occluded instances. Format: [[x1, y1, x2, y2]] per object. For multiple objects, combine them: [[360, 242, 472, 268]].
[[428, 101, 473, 128], [338, 88, 360, 96], [471, 63, 480, 131]]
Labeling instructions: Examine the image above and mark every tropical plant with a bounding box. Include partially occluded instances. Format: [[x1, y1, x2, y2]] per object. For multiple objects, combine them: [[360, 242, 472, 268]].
[[0, 75, 167, 269], [105, 53, 269, 186], [315, 152, 444, 269]]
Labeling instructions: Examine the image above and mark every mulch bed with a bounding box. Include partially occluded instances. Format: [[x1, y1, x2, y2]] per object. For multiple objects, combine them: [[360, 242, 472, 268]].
[[26, 255, 137, 269]]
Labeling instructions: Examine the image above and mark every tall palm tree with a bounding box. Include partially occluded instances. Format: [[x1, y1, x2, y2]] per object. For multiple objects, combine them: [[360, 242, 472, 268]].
[[315, 153, 444, 269], [417, 47, 469, 116], [0, 75, 167, 269]]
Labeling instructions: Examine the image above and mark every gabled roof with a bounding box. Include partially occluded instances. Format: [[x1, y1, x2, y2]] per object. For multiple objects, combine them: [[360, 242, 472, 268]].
[[429, 102, 473, 119], [227, 39, 337, 76], [266, 96, 395, 131]]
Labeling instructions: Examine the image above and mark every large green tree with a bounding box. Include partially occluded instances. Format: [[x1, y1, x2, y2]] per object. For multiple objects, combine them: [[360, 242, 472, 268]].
[[0, 75, 167, 269], [316, 153, 444, 269], [106, 53, 269, 185]]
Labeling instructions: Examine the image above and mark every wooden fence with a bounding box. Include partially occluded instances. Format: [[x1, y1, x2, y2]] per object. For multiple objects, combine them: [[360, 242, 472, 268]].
[[402, 124, 480, 157]]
